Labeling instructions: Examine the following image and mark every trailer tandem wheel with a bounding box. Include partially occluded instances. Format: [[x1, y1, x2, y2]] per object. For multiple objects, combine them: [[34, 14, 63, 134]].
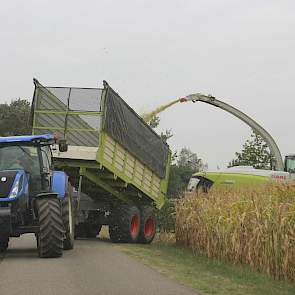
[[36, 198, 64, 258], [138, 207, 156, 244], [109, 205, 140, 243]]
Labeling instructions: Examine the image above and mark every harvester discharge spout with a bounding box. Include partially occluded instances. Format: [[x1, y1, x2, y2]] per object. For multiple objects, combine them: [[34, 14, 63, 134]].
[[180, 93, 216, 104], [180, 92, 284, 171]]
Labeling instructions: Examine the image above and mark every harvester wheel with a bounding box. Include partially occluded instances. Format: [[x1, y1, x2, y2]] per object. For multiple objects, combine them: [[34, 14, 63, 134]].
[[36, 198, 64, 258], [138, 207, 156, 244], [109, 205, 140, 243], [62, 184, 75, 250], [0, 236, 9, 252]]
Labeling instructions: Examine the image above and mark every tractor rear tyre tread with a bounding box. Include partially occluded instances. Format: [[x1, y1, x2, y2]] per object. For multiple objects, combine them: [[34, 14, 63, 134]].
[[36, 198, 64, 258], [109, 205, 140, 243]]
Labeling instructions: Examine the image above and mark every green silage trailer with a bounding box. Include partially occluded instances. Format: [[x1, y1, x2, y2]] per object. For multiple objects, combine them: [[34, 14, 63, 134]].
[[31, 79, 171, 244]]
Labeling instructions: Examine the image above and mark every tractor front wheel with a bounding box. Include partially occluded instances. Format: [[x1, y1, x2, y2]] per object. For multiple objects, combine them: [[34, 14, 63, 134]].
[[36, 198, 64, 258]]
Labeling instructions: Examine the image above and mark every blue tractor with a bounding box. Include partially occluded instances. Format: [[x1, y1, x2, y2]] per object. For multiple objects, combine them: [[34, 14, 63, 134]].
[[0, 134, 75, 258]]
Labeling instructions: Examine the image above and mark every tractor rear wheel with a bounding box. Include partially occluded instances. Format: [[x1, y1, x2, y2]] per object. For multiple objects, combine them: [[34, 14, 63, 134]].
[[36, 198, 64, 258], [109, 205, 140, 243], [138, 207, 156, 244], [62, 184, 75, 250], [0, 236, 9, 252]]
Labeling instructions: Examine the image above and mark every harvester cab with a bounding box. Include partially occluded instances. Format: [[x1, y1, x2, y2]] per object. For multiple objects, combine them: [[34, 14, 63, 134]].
[[0, 134, 74, 258]]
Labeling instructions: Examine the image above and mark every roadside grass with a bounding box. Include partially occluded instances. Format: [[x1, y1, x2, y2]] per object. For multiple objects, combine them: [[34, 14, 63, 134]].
[[98, 228, 295, 295]]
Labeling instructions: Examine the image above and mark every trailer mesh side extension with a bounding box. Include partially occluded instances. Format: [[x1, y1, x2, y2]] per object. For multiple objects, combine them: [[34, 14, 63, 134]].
[[32, 81, 101, 147], [103, 84, 169, 178], [32, 79, 169, 178]]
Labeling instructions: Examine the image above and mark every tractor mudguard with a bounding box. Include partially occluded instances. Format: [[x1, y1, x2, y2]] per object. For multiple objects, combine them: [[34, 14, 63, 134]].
[[35, 192, 59, 198], [52, 171, 68, 199]]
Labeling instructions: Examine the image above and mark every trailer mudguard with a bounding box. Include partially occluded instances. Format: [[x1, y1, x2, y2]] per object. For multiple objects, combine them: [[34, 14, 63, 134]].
[[52, 171, 68, 199]]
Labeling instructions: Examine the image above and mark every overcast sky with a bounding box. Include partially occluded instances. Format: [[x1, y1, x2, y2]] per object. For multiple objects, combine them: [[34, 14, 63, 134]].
[[1, 0, 294, 169]]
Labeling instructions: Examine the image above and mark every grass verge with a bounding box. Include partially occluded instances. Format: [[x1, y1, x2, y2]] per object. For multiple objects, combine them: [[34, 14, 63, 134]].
[[115, 236, 295, 295]]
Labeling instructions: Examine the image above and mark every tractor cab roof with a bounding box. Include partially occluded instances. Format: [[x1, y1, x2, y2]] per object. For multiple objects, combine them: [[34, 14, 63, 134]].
[[0, 134, 54, 145]]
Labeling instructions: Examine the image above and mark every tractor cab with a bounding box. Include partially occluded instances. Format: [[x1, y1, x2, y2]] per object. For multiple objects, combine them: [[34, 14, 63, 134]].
[[0, 134, 66, 197]]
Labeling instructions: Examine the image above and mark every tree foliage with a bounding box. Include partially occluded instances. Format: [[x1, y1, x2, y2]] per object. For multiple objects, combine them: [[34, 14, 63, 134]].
[[0, 99, 31, 136], [228, 130, 273, 169], [148, 116, 160, 129], [148, 116, 206, 198], [148, 116, 207, 200], [147, 115, 173, 142], [167, 148, 206, 198]]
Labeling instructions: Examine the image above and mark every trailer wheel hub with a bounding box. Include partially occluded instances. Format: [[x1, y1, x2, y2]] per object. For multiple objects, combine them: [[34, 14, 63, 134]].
[[144, 218, 154, 238], [130, 215, 139, 236]]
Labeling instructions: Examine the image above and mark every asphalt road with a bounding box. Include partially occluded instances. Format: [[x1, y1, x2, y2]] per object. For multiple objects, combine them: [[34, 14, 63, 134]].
[[0, 234, 199, 295]]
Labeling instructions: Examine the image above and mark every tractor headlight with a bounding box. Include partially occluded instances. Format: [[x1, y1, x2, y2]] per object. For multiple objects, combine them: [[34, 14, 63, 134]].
[[9, 179, 20, 199]]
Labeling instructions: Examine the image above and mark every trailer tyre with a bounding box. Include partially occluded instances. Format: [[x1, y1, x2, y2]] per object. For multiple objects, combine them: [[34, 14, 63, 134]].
[[109, 205, 140, 243], [138, 207, 156, 244], [0, 236, 9, 252], [62, 184, 75, 250], [36, 198, 64, 258]]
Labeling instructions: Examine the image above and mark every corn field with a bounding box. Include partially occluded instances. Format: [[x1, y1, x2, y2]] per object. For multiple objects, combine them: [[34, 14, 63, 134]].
[[176, 184, 295, 281]]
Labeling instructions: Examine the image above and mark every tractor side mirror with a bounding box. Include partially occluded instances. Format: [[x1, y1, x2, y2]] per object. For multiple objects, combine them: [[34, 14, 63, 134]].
[[58, 139, 68, 152]]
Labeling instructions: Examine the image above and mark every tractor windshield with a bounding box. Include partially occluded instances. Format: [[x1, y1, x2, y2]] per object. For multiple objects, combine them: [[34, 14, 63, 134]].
[[0, 145, 40, 175]]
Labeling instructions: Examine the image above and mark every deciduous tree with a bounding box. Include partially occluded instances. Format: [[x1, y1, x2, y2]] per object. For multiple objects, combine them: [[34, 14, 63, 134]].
[[228, 130, 273, 169], [0, 99, 31, 136]]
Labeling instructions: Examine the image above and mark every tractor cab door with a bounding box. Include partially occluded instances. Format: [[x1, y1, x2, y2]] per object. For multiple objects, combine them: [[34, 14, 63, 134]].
[[40, 146, 53, 191], [285, 155, 295, 179]]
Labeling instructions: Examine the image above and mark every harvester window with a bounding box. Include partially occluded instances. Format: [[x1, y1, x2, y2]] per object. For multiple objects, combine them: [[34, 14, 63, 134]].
[[187, 177, 200, 192], [187, 176, 213, 193]]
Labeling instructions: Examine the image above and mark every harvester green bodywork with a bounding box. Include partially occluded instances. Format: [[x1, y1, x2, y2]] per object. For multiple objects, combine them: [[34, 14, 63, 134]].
[[195, 172, 269, 187], [188, 166, 291, 193]]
